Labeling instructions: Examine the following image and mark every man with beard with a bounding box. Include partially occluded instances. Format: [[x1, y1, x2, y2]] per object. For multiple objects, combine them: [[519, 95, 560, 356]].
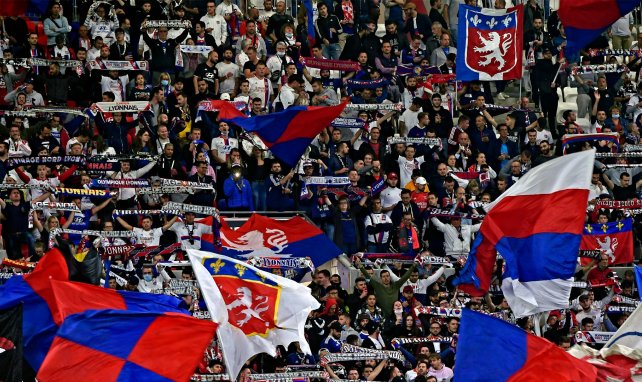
[[192, 21, 217, 49], [532, 140, 556, 167], [340, 20, 380, 65], [236, 20, 267, 59], [343, 51, 375, 82], [216, 47, 240, 96], [302, 62, 342, 95], [193, 50, 220, 96], [155, 142, 185, 180], [425, 93, 453, 139], [358, 127, 386, 161], [266, 0, 294, 44], [381, 20, 409, 57], [310, 78, 338, 106], [266, 161, 295, 211]]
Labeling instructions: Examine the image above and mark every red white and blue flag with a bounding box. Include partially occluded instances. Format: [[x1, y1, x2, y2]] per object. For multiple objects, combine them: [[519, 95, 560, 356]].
[[454, 150, 594, 318], [457, 4, 523, 81], [37, 310, 217, 382], [223, 101, 348, 167], [456, 309, 598, 381], [0, 249, 188, 372], [188, 250, 320, 379], [559, 0, 641, 57]]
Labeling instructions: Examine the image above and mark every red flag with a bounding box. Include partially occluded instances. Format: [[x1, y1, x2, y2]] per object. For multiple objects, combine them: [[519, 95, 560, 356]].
[[580, 219, 634, 265], [47, 280, 186, 325], [198, 100, 247, 119]]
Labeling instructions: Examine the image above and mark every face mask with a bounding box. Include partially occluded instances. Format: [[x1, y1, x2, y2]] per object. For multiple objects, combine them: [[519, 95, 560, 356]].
[[394, 308, 403, 315], [276, 51, 285, 57], [285, 32, 293, 39], [161, 79, 169, 86], [143, 274, 153, 282], [612, 114, 620, 119]]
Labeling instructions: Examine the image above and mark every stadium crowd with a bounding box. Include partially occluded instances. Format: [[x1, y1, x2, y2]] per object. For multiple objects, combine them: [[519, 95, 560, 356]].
[[0, 0, 641, 381]]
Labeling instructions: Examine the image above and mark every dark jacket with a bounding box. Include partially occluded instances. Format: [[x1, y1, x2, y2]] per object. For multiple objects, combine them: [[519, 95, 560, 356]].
[[109, 41, 133, 60], [488, 137, 519, 171], [404, 14, 432, 43], [390, 201, 423, 232], [330, 203, 362, 248], [142, 28, 190, 72], [315, 14, 342, 44], [44, 72, 70, 104]]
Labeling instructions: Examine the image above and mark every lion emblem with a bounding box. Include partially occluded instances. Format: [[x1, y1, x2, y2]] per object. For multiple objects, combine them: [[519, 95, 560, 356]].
[[473, 31, 513, 70], [221, 228, 290, 258], [226, 286, 272, 327], [596, 236, 618, 263]]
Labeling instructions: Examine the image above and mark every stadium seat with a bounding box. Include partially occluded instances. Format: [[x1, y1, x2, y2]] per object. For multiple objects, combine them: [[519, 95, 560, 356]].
[[36, 22, 47, 47]]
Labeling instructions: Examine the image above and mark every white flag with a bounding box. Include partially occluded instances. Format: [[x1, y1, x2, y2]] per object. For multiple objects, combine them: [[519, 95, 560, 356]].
[[600, 304, 642, 377], [188, 249, 320, 379]]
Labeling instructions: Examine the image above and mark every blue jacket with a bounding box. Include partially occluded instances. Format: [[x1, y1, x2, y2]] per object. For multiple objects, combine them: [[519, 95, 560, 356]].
[[223, 176, 254, 210]]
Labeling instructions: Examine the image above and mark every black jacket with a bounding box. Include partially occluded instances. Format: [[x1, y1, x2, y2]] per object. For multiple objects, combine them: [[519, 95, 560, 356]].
[[142, 28, 190, 71]]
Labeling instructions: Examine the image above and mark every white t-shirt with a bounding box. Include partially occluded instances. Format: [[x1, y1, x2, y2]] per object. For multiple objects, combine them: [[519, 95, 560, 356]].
[[100, 75, 129, 102], [170, 222, 212, 250], [216, 61, 240, 94], [211, 136, 239, 162], [248, 76, 272, 108], [132, 227, 163, 246], [400, 109, 420, 135], [397, 156, 425, 187]]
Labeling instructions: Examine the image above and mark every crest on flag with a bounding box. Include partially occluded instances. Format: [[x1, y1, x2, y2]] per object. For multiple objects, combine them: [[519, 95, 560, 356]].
[[220, 228, 291, 258], [580, 219, 634, 265], [189, 250, 320, 380], [204, 257, 280, 336], [457, 4, 523, 81]]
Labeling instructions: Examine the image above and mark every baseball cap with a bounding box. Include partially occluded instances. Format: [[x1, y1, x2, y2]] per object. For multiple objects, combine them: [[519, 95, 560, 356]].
[[403, 285, 414, 294], [387, 172, 399, 180], [415, 176, 427, 185], [220, 93, 231, 101]]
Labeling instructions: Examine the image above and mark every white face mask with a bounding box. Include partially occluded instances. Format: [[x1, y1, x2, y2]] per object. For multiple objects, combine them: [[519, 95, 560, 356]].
[[394, 308, 403, 315], [276, 51, 285, 57]]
